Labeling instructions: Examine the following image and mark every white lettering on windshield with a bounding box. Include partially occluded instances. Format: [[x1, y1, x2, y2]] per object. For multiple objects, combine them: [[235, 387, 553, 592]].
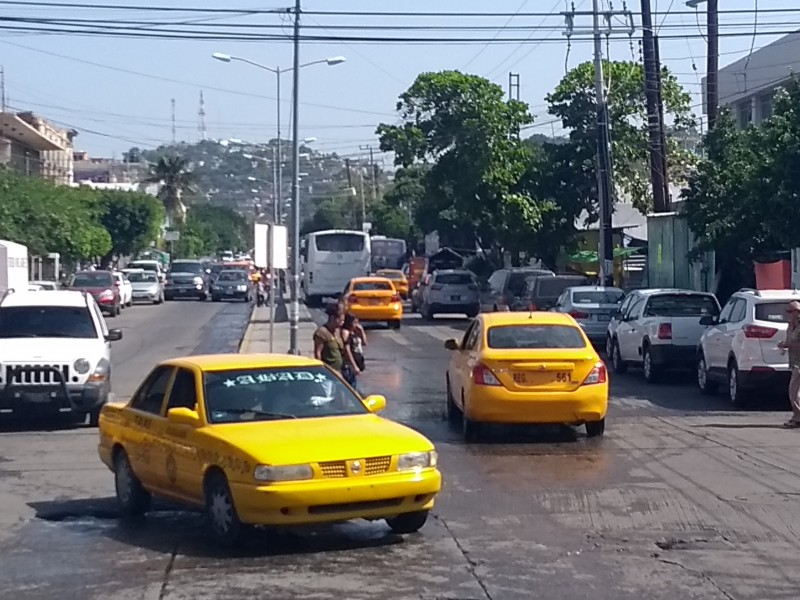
[[220, 371, 329, 388]]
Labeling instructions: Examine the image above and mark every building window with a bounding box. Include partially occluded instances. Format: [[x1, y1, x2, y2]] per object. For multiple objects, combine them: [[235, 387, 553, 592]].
[[737, 101, 753, 128], [758, 93, 773, 123]]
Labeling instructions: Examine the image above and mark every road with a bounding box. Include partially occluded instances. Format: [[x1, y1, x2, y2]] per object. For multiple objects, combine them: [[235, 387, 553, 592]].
[[1, 302, 800, 600]]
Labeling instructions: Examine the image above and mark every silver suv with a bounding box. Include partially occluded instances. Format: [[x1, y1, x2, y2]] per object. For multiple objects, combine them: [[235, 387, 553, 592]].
[[417, 269, 480, 320]]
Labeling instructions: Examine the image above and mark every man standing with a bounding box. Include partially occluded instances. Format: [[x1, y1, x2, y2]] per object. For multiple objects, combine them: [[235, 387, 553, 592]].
[[778, 300, 800, 428]]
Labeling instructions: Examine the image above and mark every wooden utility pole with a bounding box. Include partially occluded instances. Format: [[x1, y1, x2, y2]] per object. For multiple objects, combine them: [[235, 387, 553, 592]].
[[707, 0, 719, 129], [640, 0, 669, 212]]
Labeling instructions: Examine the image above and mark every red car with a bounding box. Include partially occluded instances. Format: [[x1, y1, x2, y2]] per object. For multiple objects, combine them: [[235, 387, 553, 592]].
[[69, 270, 121, 317]]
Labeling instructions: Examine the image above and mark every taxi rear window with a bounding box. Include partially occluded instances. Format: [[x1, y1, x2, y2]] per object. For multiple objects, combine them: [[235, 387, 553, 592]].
[[353, 281, 393, 291], [487, 324, 586, 349], [377, 271, 403, 280]]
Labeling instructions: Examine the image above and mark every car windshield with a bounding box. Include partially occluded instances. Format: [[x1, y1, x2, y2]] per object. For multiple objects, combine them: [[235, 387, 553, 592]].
[[435, 273, 473, 286], [170, 262, 204, 274], [217, 271, 246, 282], [203, 366, 368, 423], [573, 290, 625, 304], [645, 294, 719, 317], [487, 324, 586, 349], [353, 281, 393, 291], [71, 273, 113, 287], [129, 263, 158, 272], [128, 272, 157, 283], [755, 301, 790, 323], [534, 277, 587, 297], [0, 306, 96, 338]]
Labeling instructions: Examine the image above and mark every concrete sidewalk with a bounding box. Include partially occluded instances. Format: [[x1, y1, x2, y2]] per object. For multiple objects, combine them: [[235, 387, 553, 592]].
[[240, 298, 318, 356]]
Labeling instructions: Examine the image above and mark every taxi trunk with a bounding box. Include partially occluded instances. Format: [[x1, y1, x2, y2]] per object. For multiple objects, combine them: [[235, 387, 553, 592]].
[[480, 348, 599, 393], [349, 289, 401, 321]]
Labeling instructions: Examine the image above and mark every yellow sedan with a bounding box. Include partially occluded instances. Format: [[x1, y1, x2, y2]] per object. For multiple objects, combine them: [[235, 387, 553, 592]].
[[344, 276, 403, 329], [444, 312, 608, 440], [98, 353, 441, 544], [375, 269, 409, 299]]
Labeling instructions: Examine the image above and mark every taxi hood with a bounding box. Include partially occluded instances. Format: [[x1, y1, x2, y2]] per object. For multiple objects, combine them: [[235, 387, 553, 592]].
[[207, 414, 433, 464]]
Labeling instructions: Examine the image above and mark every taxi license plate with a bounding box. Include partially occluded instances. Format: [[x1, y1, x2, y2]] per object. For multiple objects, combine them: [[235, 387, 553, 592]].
[[365, 298, 381, 305], [512, 371, 572, 385]]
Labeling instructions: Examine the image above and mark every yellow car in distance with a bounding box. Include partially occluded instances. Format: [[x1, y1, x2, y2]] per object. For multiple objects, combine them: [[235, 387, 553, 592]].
[[375, 269, 409, 299], [344, 276, 403, 329], [98, 354, 441, 545], [444, 312, 608, 441]]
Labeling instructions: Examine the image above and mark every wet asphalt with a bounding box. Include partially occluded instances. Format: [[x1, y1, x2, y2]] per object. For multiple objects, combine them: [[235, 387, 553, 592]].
[[1, 300, 800, 599]]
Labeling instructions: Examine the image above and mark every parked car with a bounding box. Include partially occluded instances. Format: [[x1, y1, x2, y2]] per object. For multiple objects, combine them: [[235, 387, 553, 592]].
[[29, 280, 60, 291], [126, 260, 165, 283], [554, 286, 626, 345], [127, 269, 164, 304], [480, 267, 555, 313], [415, 269, 480, 320], [696, 288, 798, 406], [68, 270, 122, 317], [607, 289, 720, 383], [511, 274, 590, 311], [210, 269, 254, 303], [112, 272, 133, 308]]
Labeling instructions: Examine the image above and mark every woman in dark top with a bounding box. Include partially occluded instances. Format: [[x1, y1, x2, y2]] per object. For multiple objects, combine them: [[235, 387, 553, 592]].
[[313, 303, 345, 371]]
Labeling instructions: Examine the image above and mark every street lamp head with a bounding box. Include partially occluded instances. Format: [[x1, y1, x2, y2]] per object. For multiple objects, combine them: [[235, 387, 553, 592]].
[[303, 137, 318, 143], [212, 52, 232, 63], [325, 56, 347, 66], [685, 0, 706, 6], [247, 176, 257, 182]]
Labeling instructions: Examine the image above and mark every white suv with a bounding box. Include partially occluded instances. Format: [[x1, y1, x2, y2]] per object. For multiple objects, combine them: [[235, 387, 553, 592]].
[[696, 289, 797, 406], [0, 289, 123, 425]]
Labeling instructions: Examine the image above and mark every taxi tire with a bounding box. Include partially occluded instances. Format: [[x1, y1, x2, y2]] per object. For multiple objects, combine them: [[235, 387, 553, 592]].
[[461, 396, 481, 441], [114, 451, 151, 517], [388, 320, 401, 330], [205, 473, 243, 546], [585, 419, 605, 438], [386, 510, 429, 534], [445, 377, 460, 422]]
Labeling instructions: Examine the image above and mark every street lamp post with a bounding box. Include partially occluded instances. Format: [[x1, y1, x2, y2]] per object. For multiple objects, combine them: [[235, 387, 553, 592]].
[[212, 48, 345, 354]]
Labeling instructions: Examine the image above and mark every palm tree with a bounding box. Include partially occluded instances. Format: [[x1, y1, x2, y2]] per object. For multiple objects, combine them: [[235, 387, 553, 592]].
[[143, 155, 196, 227]]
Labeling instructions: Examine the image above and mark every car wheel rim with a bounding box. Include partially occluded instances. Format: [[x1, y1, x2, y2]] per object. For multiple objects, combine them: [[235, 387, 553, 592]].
[[698, 359, 706, 388], [210, 489, 233, 534]]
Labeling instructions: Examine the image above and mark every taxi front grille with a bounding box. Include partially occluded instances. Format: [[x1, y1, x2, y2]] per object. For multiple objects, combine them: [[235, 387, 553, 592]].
[[317, 456, 393, 478]]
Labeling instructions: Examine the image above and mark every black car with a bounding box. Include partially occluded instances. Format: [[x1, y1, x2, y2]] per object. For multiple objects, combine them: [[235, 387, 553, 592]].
[[210, 270, 254, 302], [164, 260, 209, 301]]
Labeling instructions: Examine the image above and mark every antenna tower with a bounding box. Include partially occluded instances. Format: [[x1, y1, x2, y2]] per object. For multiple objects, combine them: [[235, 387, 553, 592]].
[[198, 90, 207, 140], [171, 98, 176, 144]]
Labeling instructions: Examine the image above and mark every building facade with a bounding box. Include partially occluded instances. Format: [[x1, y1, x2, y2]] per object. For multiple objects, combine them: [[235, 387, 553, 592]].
[[0, 111, 76, 185], [704, 31, 800, 128]]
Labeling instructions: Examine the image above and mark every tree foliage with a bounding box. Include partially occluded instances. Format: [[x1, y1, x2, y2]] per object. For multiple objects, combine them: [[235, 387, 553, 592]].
[[174, 203, 252, 257], [98, 190, 164, 263], [143, 155, 196, 227], [546, 60, 695, 214], [377, 70, 543, 253]]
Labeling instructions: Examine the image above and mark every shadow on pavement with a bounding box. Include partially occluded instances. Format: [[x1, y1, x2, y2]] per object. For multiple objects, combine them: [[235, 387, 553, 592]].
[[28, 497, 411, 559], [0, 413, 88, 433]]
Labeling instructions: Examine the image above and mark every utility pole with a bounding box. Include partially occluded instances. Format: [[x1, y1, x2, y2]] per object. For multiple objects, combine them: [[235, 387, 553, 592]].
[[640, 0, 669, 212], [357, 154, 366, 230], [170, 98, 176, 144], [564, 2, 634, 287], [359, 144, 378, 203], [508, 72, 520, 101], [1, 66, 6, 112], [198, 90, 207, 141], [707, 0, 719, 129], [288, 0, 301, 355]]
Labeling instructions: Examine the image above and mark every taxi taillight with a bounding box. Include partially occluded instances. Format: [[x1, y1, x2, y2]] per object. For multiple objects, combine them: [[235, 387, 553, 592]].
[[349, 296, 360, 304], [581, 362, 607, 385], [391, 293, 401, 302], [472, 363, 501, 386]]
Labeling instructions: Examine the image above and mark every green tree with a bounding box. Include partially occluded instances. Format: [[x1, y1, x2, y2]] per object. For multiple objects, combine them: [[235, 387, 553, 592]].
[[546, 60, 696, 214], [301, 196, 351, 235], [143, 155, 196, 227], [175, 203, 252, 257], [377, 70, 542, 255], [98, 190, 165, 264]]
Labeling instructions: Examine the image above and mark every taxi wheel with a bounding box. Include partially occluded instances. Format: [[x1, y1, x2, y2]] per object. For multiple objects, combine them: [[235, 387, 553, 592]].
[[388, 320, 401, 330], [114, 450, 151, 517], [461, 396, 481, 441], [205, 473, 243, 546], [386, 510, 429, 534], [445, 376, 460, 422], [585, 419, 605, 438]]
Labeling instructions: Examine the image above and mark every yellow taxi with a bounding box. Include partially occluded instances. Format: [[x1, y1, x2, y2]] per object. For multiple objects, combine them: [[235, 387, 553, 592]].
[[375, 269, 409, 299], [343, 276, 403, 329], [98, 353, 441, 545], [444, 312, 608, 441]]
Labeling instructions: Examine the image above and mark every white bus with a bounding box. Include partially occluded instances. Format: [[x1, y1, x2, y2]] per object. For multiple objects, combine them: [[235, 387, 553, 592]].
[[301, 229, 371, 306]]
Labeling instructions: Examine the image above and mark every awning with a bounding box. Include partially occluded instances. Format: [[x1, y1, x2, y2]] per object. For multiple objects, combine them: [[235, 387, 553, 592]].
[[0, 113, 65, 151], [568, 247, 642, 263]]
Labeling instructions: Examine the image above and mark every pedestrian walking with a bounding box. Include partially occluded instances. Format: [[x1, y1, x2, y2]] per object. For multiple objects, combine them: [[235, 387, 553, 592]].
[[778, 300, 800, 428], [341, 313, 366, 390], [313, 303, 345, 373]]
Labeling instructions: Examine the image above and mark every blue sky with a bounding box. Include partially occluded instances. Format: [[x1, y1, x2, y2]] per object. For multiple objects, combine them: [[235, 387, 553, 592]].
[[0, 0, 790, 160]]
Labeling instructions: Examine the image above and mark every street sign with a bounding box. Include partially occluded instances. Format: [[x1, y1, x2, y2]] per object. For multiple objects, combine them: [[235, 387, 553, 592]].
[[253, 223, 268, 268], [362, 221, 372, 233], [163, 231, 180, 242], [269, 225, 288, 269]]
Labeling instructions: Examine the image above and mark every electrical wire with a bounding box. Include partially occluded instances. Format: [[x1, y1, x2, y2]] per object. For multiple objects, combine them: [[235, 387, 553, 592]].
[[461, 0, 530, 71]]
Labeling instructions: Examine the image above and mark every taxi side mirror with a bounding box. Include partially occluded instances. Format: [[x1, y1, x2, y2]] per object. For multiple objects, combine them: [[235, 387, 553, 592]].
[[444, 339, 459, 351], [167, 407, 201, 427], [363, 394, 386, 413]]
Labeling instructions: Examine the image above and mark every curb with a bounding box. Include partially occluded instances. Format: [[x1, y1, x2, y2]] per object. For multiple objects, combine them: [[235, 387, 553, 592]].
[[237, 302, 255, 354]]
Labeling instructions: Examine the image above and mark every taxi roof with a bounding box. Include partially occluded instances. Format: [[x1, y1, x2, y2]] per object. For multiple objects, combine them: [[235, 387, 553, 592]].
[[167, 353, 322, 372], [479, 311, 577, 326], [351, 276, 393, 284], [375, 268, 404, 274]]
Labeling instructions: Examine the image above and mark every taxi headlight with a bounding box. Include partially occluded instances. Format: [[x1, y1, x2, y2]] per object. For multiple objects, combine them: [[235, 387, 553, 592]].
[[397, 451, 437, 471], [73, 358, 91, 374], [254, 464, 313, 482]]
